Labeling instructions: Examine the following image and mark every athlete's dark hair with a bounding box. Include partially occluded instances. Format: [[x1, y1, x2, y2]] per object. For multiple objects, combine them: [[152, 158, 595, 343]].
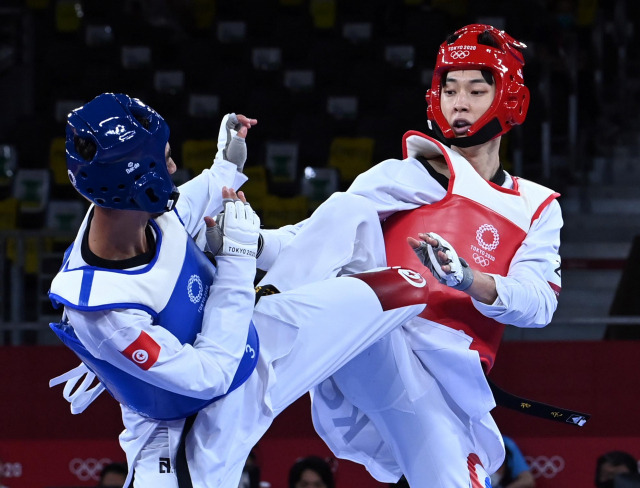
[[99, 461, 128, 484], [288, 456, 335, 488], [595, 450, 638, 486]]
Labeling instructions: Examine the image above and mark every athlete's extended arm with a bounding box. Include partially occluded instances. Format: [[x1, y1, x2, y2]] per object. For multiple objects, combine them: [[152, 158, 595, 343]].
[[475, 199, 562, 328], [177, 113, 256, 237]]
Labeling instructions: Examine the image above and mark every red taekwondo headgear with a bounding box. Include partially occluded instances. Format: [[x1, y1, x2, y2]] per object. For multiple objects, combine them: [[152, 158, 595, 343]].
[[426, 24, 530, 148]]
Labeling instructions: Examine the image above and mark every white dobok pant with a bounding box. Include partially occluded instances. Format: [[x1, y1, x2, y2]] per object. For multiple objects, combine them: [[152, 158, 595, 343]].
[[258, 192, 504, 488]]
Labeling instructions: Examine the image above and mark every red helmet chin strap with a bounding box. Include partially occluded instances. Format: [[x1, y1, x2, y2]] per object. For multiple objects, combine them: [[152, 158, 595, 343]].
[[426, 24, 530, 147]]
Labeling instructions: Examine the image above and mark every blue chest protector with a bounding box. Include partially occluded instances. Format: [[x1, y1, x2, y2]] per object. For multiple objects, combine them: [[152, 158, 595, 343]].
[[49, 214, 259, 421]]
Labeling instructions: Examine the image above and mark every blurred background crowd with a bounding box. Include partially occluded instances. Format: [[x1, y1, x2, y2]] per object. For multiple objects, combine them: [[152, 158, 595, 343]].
[[0, 1, 639, 342]]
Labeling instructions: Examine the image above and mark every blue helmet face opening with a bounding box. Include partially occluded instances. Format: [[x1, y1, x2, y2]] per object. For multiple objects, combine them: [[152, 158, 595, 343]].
[[65, 93, 179, 213]]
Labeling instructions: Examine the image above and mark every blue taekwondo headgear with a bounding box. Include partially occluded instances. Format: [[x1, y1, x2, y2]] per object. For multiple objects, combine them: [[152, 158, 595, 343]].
[[65, 93, 179, 213]]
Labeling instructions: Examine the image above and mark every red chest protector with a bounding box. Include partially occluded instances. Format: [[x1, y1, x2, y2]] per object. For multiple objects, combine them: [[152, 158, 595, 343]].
[[384, 195, 526, 371], [382, 131, 553, 372]]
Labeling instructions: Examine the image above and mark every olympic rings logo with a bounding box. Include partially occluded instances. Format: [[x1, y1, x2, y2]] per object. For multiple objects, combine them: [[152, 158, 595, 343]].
[[525, 455, 565, 479], [473, 253, 490, 267], [69, 458, 112, 481], [187, 274, 204, 304], [476, 224, 500, 251], [0, 462, 22, 478], [450, 50, 470, 60]]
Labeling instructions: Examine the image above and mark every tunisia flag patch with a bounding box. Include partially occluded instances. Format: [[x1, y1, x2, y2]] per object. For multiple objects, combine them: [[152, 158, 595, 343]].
[[122, 330, 161, 370]]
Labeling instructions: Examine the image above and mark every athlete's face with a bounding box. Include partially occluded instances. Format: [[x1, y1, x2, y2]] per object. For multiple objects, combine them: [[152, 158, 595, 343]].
[[100, 471, 127, 486], [440, 69, 496, 137], [294, 469, 328, 488], [165, 142, 176, 174]]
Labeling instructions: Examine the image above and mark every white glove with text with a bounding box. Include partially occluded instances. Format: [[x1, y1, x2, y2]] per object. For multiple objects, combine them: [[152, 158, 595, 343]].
[[206, 199, 260, 258]]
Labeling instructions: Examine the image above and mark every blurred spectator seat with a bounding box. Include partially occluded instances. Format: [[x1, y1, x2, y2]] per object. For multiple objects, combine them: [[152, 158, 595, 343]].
[[342, 22, 373, 44], [181, 139, 216, 177], [26, 0, 49, 10], [252, 47, 283, 72], [0, 198, 18, 230], [265, 141, 299, 184], [13, 169, 50, 215], [121, 45, 152, 70], [384, 44, 416, 70], [217, 21, 247, 43], [328, 136, 374, 183], [283, 70, 315, 94], [191, 0, 216, 30], [84, 23, 115, 48], [0, 144, 17, 189], [241, 165, 270, 214], [326, 95, 358, 120], [300, 166, 339, 210], [261, 194, 308, 228], [55, 0, 82, 33], [187, 94, 220, 119], [153, 69, 185, 95], [5, 234, 44, 274], [48, 137, 69, 187], [309, 0, 336, 29], [46, 199, 86, 233]]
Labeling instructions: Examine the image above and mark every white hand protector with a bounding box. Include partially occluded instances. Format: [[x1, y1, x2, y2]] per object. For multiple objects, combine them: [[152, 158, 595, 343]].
[[216, 113, 247, 171], [206, 199, 260, 258], [413, 232, 474, 291]]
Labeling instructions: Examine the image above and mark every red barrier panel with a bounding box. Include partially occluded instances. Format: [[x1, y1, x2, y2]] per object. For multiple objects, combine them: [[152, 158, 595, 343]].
[[1, 346, 123, 440], [2, 436, 638, 488], [489, 340, 639, 437], [514, 437, 640, 488], [2, 341, 639, 487], [0, 440, 123, 487]]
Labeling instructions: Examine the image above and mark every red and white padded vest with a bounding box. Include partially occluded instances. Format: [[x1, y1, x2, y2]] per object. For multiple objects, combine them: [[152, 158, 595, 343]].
[[383, 131, 559, 371]]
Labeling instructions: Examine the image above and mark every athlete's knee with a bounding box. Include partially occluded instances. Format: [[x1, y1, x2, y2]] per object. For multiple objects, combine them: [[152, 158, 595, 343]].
[[347, 266, 429, 312], [333, 337, 410, 411]]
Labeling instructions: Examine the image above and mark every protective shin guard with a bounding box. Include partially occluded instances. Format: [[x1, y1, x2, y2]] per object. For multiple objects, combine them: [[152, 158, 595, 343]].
[[347, 266, 429, 311]]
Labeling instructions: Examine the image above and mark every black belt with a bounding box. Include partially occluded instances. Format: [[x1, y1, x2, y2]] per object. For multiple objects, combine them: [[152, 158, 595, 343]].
[[488, 377, 590, 427], [254, 284, 280, 304], [128, 412, 197, 487], [175, 413, 198, 487]]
